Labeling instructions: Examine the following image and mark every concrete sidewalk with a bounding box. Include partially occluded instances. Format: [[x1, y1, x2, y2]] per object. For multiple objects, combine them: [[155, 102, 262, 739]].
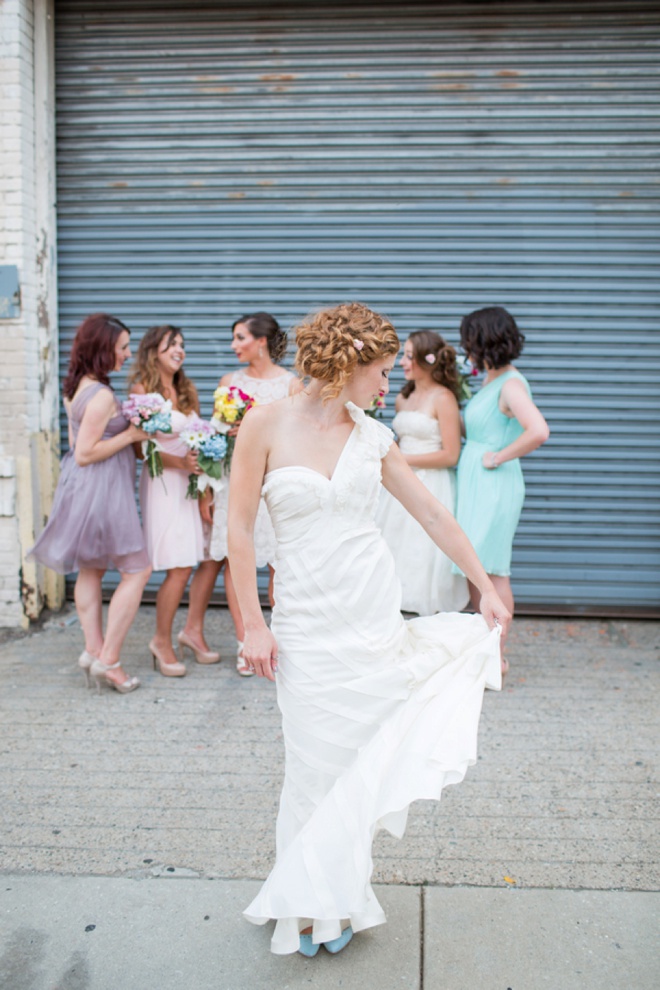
[[2, 876, 656, 989], [0, 607, 658, 988]]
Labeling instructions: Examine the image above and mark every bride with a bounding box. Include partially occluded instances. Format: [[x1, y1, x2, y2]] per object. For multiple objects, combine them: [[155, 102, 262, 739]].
[[228, 302, 511, 957]]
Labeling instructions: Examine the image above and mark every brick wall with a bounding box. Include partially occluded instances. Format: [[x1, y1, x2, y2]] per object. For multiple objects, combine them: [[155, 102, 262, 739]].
[[0, 0, 62, 627]]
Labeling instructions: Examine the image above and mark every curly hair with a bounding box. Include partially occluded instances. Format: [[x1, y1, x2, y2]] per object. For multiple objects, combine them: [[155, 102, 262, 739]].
[[295, 302, 399, 401], [128, 324, 199, 414], [460, 306, 525, 371], [400, 330, 462, 402], [63, 313, 130, 400], [236, 312, 288, 363]]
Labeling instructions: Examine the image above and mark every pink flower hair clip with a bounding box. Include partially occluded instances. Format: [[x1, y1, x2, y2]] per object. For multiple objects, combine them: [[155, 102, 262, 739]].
[[425, 353, 435, 364], [353, 338, 364, 351]]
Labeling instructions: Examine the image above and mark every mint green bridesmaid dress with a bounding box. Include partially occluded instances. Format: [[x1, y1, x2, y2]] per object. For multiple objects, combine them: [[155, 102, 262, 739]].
[[454, 369, 531, 577]]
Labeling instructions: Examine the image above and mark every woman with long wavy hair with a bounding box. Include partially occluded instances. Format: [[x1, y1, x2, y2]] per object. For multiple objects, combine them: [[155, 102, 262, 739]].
[[377, 329, 469, 614], [129, 324, 219, 676]]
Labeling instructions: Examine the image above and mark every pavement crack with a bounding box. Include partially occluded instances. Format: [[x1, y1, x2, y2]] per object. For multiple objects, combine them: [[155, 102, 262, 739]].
[[420, 884, 425, 990]]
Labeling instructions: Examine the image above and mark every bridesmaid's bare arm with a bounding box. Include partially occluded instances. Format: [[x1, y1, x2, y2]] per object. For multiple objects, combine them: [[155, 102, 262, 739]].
[[129, 380, 200, 473], [75, 388, 146, 466], [403, 389, 462, 470], [483, 378, 549, 470]]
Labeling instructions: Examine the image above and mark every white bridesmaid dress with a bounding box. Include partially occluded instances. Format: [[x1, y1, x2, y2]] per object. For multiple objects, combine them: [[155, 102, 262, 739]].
[[209, 367, 295, 565], [243, 402, 501, 954], [376, 409, 469, 614]]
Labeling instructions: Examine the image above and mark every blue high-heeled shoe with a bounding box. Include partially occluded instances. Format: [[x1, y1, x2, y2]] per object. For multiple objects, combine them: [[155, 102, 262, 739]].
[[298, 933, 320, 957], [323, 926, 353, 954]]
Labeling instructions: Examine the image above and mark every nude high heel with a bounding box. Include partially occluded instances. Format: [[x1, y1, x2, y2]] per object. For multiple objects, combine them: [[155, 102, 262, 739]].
[[150, 639, 186, 677], [90, 659, 140, 695], [176, 630, 220, 665], [78, 649, 99, 688]]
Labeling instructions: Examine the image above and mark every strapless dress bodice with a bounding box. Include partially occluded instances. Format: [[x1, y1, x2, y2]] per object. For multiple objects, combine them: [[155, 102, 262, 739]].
[[392, 410, 442, 455], [152, 409, 197, 456]]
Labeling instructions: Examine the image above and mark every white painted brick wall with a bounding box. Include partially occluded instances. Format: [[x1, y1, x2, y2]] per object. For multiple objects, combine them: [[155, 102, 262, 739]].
[[0, 0, 61, 627]]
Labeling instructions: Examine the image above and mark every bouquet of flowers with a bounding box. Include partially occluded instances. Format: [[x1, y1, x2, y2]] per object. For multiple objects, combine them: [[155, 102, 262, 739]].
[[456, 355, 480, 405], [365, 390, 386, 419], [122, 393, 173, 478], [179, 416, 228, 499], [211, 386, 256, 474]]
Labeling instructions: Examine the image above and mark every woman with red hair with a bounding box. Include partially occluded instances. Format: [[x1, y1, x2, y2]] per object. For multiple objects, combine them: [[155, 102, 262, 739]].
[[29, 313, 152, 694]]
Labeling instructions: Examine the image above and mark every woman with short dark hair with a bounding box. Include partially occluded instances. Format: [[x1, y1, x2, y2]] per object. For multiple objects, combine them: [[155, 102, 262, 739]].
[[454, 306, 550, 644]]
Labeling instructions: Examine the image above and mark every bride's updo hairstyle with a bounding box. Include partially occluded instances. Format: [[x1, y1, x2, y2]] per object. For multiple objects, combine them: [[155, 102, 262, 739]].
[[295, 302, 399, 401], [401, 329, 462, 402]]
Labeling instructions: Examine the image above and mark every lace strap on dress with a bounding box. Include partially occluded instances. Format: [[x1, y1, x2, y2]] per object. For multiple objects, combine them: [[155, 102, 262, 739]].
[[345, 402, 395, 458]]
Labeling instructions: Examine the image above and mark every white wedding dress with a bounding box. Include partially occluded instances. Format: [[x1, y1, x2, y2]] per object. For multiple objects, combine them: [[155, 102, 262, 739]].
[[244, 402, 501, 955]]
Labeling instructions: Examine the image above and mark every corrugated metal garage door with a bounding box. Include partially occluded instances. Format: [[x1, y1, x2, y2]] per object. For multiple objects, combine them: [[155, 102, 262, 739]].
[[55, 0, 660, 614]]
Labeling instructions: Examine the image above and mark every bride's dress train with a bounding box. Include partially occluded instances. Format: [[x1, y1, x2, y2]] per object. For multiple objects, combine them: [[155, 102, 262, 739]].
[[243, 402, 501, 954]]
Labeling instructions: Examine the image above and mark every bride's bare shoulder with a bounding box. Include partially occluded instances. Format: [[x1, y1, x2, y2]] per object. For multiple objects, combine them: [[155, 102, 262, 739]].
[[243, 395, 294, 433]]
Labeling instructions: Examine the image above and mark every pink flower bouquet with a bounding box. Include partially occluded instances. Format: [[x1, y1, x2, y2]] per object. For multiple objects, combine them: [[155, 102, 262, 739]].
[[179, 416, 228, 499], [122, 392, 173, 478], [366, 390, 386, 419]]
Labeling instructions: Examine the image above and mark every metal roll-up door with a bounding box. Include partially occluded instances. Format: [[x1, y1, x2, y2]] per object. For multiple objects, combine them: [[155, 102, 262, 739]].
[[55, 0, 660, 614]]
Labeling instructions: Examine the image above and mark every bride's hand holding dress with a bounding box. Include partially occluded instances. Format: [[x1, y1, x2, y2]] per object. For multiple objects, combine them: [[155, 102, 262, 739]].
[[380, 440, 511, 639]]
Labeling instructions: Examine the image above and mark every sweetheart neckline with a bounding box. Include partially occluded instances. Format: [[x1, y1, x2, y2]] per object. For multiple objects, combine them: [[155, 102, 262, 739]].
[[394, 410, 441, 424], [264, 424, 357, 484]]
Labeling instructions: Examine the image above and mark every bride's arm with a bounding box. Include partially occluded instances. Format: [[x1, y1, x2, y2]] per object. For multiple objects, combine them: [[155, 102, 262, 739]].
[[381, 443, 512, 637], [227, 408, 279, 680]]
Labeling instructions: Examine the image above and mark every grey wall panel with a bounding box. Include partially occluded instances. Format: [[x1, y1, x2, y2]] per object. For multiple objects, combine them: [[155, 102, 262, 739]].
[[54, 0, 660, 612]]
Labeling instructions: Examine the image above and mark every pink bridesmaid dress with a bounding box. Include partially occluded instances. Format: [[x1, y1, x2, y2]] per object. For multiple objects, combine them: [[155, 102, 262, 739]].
[[139, 409, 205, 570]]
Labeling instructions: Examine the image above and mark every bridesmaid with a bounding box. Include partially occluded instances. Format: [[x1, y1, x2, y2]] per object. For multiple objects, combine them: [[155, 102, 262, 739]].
[[377, 330, 469, 614], [28, 313, 151, 694], [181, 312, 302, 676], [129, 324, 219, 676], [454, 306, 550, 645]]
